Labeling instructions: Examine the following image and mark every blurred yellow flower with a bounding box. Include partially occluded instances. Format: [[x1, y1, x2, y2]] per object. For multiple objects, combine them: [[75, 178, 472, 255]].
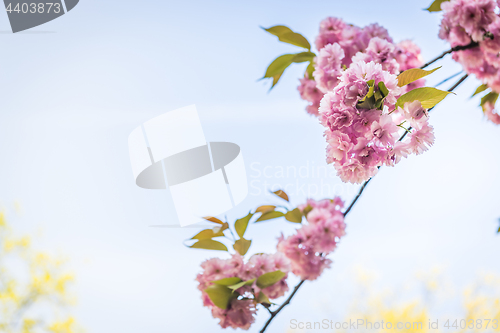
[[0, 211, 82, 333]]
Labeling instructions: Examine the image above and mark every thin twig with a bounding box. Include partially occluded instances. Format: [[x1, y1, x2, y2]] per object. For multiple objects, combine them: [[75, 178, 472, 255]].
[[435, 71, 463, 87], [260, 280, 305, 333], [447, 73, 469, 92], [420, 42, 478, 69], [343, 177, 374, 217]]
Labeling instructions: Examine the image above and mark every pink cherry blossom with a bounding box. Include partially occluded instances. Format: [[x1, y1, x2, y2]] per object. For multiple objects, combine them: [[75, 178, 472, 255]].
[[439, 0, 500, 124], [368, 114, 400, 145], [211, 299, 256, 330], [298, 18, 424, 116], [278, 198, 345, 280], [297, 77, 323, 116], [196, 252, 292, 329], [483, 101, 500, 124], [406, 122, 435, 155], [398, 100, 430, 127], [395, 40, 424, 72], [313, 43, 345, 92], [317, 62, 436, 183]]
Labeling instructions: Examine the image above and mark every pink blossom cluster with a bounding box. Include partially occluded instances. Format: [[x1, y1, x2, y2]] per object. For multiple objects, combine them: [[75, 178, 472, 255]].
[[319, 61, 435, 184], [277, 198, 346, 281], [298, 17, 424, 115], [438, 0, 500, 124], [315, 18, 393, 67], [196, 252, 290, 330]]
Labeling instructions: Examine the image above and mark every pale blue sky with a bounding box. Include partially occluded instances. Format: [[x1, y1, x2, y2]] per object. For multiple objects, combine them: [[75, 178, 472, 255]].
[[0, 0, 499, 332]]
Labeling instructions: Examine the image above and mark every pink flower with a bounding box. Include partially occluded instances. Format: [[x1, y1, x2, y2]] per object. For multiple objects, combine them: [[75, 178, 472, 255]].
[[325, 130, 353, 162], [395, 40, 424, 72], [278, 198, 345, 281], [483, 100, 500, 124], [336, 160, 377, 184], [317, 61, 424, 184], [439, 0, 500, 96], [313, 43, 345, 92], [245, 254, 276, 278], [388, 141, 411, 165], [481, 19, 500, 52], [360, 23, 393, 48], [299, 198, 345, 213], [196, 257, 231, 290], [362, 37, 400, 74], [297, 77, 324, 116], [441, 0, 498, 42], [196, 251, 293, 329], [211, 299, 256, 330], [315, 17, 347, 50], [407, 123, 435, 155], [399, 100, 429, 127], [368, 114, 399, 145]]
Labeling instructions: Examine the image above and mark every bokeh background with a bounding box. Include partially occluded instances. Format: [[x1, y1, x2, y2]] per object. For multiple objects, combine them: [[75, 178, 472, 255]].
[[0, 0, 499, 332]]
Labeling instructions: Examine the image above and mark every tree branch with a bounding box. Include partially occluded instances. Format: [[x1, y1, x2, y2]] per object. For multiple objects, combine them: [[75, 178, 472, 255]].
[[420, 42, 478, 70], [258, 62, 471, 333], [343, 177, 374, 217], [260, 280, 305, 333]]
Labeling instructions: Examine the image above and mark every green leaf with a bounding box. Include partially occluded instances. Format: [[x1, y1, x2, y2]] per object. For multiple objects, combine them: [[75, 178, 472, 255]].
[[233, 238, 252, 256], [263, 25, 294, 36], [256, 291, 271, 304], [255, 205, 276, 214], [204, 284, 235, 310], [213, 223, 229, 234], [306, 61, 315, 79], [270, 72, 283, 89], [203, 216, 225, 225], [397, 67, 440, 87], [190, 239, 228, 251], [234, 213, 253, 238], [425, 0, 450, 12], [378, 81, 389, 97], [481, 92, 499, 111], [272, 190, 289, 202], [255, 211, 285, 222], [212, 277, 242, 286], [357, 81, 377, 109], [263, 25, 311, 50], [395, 87, 453, 109], [292, 52, 315, 63], [302, 205, 313, 217], [263, 54, 295, 79], [256, 270, 287, 289], [191, 229, 224, 240], [280, 32, 311, 49], [285, 208, 303, 223], [228, 278, 255, 291], [472, 84, 489, 97], [357, 95, 376, 109]]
